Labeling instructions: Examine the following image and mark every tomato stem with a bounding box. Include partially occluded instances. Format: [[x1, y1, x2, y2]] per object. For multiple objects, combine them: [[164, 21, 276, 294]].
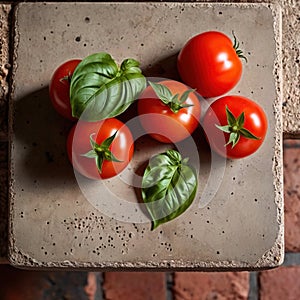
[[81, 131, 123, 173], [60, 71, 72, 84], [149, 81, 194, 114], [232, 31, 248, 63], [216, 106, 260, 148]]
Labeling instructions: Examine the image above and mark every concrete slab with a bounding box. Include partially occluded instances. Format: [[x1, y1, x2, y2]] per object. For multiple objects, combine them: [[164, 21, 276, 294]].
[[8, 2, 283, 270]]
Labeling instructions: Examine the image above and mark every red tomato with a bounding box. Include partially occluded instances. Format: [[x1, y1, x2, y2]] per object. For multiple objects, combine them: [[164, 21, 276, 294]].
[[49, 59, 81, 120], [178, 31, 246, 98], [137, 80, 201, 143], [67, 118, 134, 179], [202, 96, 267, 159]]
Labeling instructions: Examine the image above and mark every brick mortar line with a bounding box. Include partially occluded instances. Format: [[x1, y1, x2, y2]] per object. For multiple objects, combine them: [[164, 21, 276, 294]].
[[166, 272, 174, 300], [283, 253, 300, 266], [283, 142, 300, 148], [248, 272, 259, 300]]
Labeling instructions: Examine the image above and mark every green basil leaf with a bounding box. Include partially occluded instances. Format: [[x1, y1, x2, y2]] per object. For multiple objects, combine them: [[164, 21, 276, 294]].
[[70, 52, 146, 121], [142, 149, 198, 230]]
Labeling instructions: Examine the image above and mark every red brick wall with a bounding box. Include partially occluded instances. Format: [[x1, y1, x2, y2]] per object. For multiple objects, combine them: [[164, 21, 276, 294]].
[[0, 140, 299, 300]]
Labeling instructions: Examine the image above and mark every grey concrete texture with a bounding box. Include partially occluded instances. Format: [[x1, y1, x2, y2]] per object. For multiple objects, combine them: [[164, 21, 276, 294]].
[[0, 1, 299, 265], [7, 2, 283, 270]]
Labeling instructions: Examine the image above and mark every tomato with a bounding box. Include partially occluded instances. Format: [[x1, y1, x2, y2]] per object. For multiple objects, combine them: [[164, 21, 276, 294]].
[[49, 59, 81, 120], [177, 31, 246, 98], [137, 80, 201, 143], [67, 118, 134, 179], [202, 95, 267, 159]]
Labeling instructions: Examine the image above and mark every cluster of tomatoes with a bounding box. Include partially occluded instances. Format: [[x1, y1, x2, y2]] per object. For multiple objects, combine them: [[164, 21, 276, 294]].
[[49, 31, 268, 180]]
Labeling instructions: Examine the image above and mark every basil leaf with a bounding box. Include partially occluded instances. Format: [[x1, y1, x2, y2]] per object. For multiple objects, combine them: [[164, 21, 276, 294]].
[[142, 150, 198, 230], [70, 52, 146, 121]]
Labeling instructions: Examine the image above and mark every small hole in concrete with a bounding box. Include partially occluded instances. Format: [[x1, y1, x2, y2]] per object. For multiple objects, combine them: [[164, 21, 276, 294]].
[[75, 36, 81, 42], [85, 17, 90, 23], [217, 251, 220, 254], [219, 11, 223, 15], [254, 198, 258, 202]]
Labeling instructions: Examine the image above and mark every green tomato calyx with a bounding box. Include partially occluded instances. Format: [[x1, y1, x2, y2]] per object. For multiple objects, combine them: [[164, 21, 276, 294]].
[[232, 31, 247, 63], [148, 81, 195, 114], [82, 131, 122, 173], [216, 106, 260, 148]]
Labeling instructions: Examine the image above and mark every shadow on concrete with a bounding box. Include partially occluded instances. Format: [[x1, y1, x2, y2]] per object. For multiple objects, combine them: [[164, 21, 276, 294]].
[[11, 86, 76, 184]]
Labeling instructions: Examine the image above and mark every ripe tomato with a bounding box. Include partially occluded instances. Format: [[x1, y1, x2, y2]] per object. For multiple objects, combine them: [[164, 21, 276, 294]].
[[137, 80, 201, 143], [178, 31, 246, 98], [67, 118, 134, 179], [202, 95, 267, 159], [49, 59, 81, 120]]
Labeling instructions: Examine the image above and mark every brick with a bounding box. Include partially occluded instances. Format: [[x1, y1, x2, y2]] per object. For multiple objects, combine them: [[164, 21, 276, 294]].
[[283, 145, 300, 252], [0, 265, 94, 299], [173, 272, 249, 300], [259, 266, 300, 300], [103, 272, 166, 300], [0, 265, 50, 300]]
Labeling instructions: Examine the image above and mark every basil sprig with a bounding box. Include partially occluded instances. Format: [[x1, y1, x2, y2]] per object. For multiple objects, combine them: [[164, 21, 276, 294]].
[[142, 150, 198, 230], [70, 52, 146, 121]]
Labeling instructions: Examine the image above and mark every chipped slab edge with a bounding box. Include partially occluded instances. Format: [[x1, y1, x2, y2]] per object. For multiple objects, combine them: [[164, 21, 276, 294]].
[[0, 3, 11, 264], [7, 2, 284, 270], [281, 1, 300, 138]]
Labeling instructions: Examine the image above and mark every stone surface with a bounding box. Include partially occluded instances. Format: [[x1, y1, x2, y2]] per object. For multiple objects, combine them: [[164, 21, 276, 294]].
[[259, 266, 300, 300], [173, 272, 250, 300], [283, 140, 300, 252], [8, 2, 283, 270], [0, 0, 299, 265], [103, 272, 166, 300]]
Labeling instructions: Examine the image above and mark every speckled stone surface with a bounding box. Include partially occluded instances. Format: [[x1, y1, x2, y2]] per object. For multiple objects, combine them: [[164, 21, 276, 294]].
[[7, 2, 283, 270], [0, 0, 299, 264]]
